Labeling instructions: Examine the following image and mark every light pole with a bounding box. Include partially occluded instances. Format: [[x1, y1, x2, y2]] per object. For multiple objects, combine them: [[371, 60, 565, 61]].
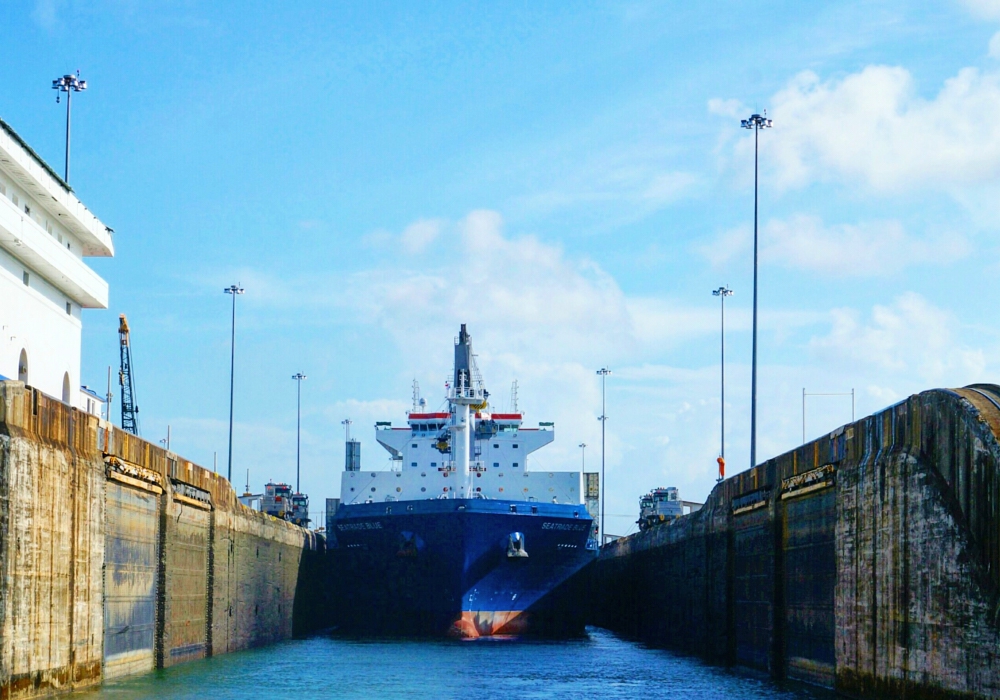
[[741, 111, 772, 470], [579, 442, 587, 473], [51, 72, 87, 183], [713, 286, 733, 481], [292, 373, 307, 493], [596, 367, 611, 543], [224, 284, 244, 483], [342, 418, 353, 441]]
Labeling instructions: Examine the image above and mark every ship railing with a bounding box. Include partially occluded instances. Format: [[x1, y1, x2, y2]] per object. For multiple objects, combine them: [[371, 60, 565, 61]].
[[447, 384, 485, 402]]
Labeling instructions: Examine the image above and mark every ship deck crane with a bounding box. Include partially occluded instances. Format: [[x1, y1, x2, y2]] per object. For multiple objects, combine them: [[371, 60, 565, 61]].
[[118, 314, 140, 436]]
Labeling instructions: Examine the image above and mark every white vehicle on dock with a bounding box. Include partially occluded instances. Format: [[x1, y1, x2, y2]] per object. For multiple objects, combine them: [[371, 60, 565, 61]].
[[637, 487, 683, 531]]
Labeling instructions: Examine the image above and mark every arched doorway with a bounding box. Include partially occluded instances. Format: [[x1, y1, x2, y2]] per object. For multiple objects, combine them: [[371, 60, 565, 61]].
[[17, 349, 28, 384], [62, 372, 71, 404]]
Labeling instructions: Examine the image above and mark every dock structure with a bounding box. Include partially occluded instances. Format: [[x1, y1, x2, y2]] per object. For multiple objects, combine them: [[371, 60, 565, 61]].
[[0, 382, 329, 698], [589, 384, 1000, 699]]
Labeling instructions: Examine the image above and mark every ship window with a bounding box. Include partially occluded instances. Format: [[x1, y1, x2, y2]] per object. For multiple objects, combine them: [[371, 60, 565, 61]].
[[412, 444, 418, 448], [22, 271, 29, 286], [411, 462, 417, 467], [493, 462, 500, 468], [493, 444, 499, 448], [513, 444, 519, 449], [421, 487, 426, 492], [513, 463, 519, 468], [431, 462, 437, 467], [371, 487, 376, 492], [24, 204, 30, 215], [12, 194, 18, 206], [66, 302, 71, 315]]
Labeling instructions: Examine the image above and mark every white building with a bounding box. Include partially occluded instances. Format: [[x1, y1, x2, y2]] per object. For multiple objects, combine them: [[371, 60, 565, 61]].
[[0, 117, 114, 410]]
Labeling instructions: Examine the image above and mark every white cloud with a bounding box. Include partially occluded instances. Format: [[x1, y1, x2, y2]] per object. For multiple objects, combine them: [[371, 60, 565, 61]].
[[810, 292, 986, 384], [721, 64, 1000, 192], [707, 98, 746, 119], [353, 210, 636, 364], [697, 216, 968, 276], [519, 168, 697, 217], [693, 225, 749, 268], [763, 215, 969, 275], [400, 218, 443, 253], [962, 0, 1000, 21]]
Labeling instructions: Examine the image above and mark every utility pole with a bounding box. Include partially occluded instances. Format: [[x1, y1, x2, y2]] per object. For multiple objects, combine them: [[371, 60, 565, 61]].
[[292, 373, 307, 493], [740, 111, 772, 470], [224, 284, 244, 483], [596, 368, 611, 544], [51, 72, 87, 183], [713, 286, 733, 481]]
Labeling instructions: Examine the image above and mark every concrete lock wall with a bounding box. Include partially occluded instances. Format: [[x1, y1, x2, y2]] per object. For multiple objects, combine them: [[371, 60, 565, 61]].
[[0, 381, 327, 698], [589, 384, 1000, 700]]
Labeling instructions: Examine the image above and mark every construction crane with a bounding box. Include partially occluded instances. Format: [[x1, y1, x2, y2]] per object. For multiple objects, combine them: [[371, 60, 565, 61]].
[[118, 314, 140, 436]]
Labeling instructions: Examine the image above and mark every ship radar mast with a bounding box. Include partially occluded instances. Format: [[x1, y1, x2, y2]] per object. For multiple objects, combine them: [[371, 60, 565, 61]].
[[448, 324, 487, 492], [411, 379, 421, 413]]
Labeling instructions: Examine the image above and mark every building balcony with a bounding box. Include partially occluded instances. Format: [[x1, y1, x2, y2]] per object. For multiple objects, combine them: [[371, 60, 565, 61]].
[[0, 118, 114, 258], [0, 195, 109, 308]]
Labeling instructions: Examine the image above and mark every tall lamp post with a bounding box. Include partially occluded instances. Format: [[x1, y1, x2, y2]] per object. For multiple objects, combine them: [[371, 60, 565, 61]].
[[740, 112, 772, 470], [713, 286, 733, 481], [292, 373, 307, 493], [51, 72, 86, 183], [224, 284, 244, 483], [596, 367, 611, 543]]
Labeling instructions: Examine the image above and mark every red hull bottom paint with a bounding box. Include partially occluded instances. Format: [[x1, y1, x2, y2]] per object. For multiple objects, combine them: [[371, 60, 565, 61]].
[[450, 611, 530, 638]]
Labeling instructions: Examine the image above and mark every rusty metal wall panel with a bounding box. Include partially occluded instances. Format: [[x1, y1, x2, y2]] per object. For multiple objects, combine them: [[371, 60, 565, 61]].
[[161, 501, 210, 665], [733, 507, 774, 672], [103, 480, 159, 679], [782, 488, 836, 686]]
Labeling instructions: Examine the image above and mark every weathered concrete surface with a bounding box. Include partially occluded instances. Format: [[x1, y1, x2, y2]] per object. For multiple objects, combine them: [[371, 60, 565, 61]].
[[589, 385, 1000, 699], [0, 381, 328, 698]]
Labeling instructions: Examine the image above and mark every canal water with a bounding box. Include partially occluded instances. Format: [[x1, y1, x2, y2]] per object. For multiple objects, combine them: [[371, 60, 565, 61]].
[[75, 628, 836, 699]]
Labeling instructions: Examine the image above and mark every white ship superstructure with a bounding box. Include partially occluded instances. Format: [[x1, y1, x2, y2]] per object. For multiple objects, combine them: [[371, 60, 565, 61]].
[[340, 324, 583, 506], [0, 117, 114, 409]]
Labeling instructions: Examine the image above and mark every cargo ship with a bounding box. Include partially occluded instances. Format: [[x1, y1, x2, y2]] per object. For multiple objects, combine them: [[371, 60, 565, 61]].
[[330, 324, 597, 637]]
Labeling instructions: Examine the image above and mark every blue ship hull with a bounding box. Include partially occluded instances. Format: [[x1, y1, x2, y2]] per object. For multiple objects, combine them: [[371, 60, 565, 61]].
[[330, 498, 597, 637]]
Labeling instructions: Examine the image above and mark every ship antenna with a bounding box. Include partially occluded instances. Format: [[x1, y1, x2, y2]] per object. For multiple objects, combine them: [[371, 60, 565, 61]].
[[341, 418, 352, 442], [412, 379, 420, 412], [511, 380, 519, 413]]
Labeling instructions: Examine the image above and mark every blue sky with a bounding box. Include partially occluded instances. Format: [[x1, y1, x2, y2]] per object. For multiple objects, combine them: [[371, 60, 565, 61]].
[[4, 0, 1000, 534]]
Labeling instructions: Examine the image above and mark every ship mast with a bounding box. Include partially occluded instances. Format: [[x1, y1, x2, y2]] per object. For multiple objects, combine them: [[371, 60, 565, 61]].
[[448, 324, 485, 498]]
